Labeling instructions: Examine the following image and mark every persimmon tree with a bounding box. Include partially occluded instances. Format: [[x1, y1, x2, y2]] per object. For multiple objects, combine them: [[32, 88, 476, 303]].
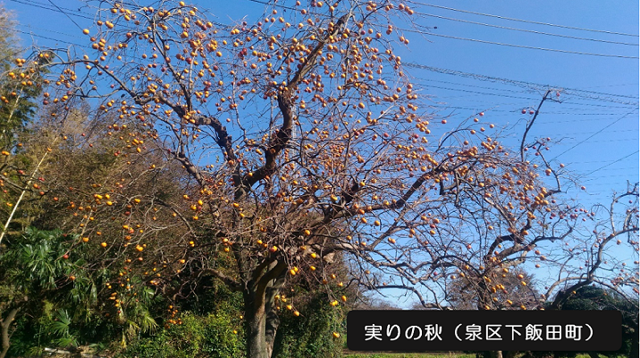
[[443, 269, 539, 311], [545, 182, 639, 310], [404, 179, 638, 313], [32, 0, 638, 357]]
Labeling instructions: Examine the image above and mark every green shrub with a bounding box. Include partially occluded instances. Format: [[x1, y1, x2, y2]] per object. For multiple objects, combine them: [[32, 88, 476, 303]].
[[272, 295, 344, 358], [116, 311, 244, 358]]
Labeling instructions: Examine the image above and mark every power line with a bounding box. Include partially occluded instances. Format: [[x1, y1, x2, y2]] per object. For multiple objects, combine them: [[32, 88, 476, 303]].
[[404, 29, 639, 59], [416, 75, 639, 106], [416, 77, 534, 94], [414, 82, 541, 101], [583, 150, 639, 177], [249, 0, 638, 62], [588, 138, 637, 144], [413, 13, 638, 46], [404, 63, 639, 100], [550, 110, 637, 160], [407, 1, 639, 37], [17, 25, 83, 40], [583, 181, 638, 188], [10, 0, 639, 105], [540, 112, 637, 117], [428, 109, 638, 124], [588, 166, 638, 171], [426, 103, 637, 117], [238, 0, 640, 102], [584, 83, 639, 89], [560, 129, 638, 136], [244, 0, 638, 58], [537, 114, 638, 123], [15, 0, 94, 17], [416, 79, 638, 107], [46, 0, 83, 30], [245, 0, 296, 11], [17, 29, 85, 47], [7, 0, 94, 21], [571, 158, 639, 164], [557, 100, 637, 109]]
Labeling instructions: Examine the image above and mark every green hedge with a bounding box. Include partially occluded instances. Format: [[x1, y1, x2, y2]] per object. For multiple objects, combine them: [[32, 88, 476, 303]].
[[272, 295, 344, 358], [116, 312, 244, 358]]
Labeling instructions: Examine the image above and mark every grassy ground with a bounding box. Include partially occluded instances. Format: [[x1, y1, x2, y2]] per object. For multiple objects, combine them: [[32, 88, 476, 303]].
[[344, 355, 471, 358], [343, 352, 475, 358], [342, 353, 599, 358]]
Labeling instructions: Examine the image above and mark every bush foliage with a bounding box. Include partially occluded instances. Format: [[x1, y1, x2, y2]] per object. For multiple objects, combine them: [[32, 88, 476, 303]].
[[116, 311, 244, 358]]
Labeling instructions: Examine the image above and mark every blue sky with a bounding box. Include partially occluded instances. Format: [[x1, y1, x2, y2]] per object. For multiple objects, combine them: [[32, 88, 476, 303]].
[[4, 0, 639, 308], [6, 0, 638, 206]]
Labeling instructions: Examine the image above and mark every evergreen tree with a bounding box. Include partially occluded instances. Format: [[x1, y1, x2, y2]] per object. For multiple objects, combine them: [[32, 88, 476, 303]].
[[0, 5, 47, 149]]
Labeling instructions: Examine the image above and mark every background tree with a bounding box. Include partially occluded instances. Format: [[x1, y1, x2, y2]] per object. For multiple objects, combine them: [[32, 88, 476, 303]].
[[0, 98, 200, 355], [444, 269, 539, 311], [545, 183, 639, 310], [0, 4, 48, 150], [552, 285, 639, 358], [0, 4, 52, 246]]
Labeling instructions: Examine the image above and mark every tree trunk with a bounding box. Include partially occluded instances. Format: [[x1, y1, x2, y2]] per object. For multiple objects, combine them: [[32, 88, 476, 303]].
[[245, 300, 269, 358], [243, 260, 286, 358], [244, 289, 282, 358], [263, 285, 280, 358], [0, 307, 19, 358]]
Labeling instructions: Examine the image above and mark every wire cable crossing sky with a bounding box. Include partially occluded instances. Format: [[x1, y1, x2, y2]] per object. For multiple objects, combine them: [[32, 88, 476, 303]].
[[408, 0, 640, 37], [5, 0, 638, 204]]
